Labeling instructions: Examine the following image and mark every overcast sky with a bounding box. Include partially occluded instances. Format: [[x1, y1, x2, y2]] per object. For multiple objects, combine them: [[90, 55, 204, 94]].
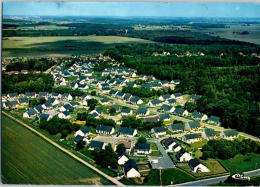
[[3, 2, 260, 18]]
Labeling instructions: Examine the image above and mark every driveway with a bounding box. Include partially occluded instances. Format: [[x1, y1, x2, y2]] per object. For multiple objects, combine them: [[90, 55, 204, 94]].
[[149, 139, 175, 169]]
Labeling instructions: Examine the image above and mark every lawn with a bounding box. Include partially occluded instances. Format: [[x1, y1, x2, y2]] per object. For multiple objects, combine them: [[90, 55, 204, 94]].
[[219, 153, 260, 174], [2, 36, 153, 57], [178, 159, 227, 178], [161, 168, 195, 185], [190, 139, 208, 149], [143, 169, 161, 185], [1, 114, 112, 185]]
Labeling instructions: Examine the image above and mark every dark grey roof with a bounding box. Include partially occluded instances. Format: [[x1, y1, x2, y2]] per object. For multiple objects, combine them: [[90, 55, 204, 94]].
[[160, 104, 172, 111], [91, 112, 99, 118], [163, 137, 176, 148], [63, 103, 72, 110], [118, 127, 136, 136], [123, 93, 132, 101], [187, 121, 201, 129], [39, 113, 50, 121], [176, 148, 186, 160], [208, 115, 220, 123], [204, 128, 215, 138], [74, 135, 84, 143], [39, 92, 48, 97], [136, 107, 148, 115], [34, 105, 44, 113], [69, 101, 77, 107], [151, 99, 162, 105], [161, 94, 171, 100], [124, 159, 138, 175], [168, 98, 177, 104], [122, 108, 131, 114], [152, 126, 166, 133], [142, 116, 159, 122], [89, 140, 104, 149], [62, 111, 70, 116], [188, 158, 201, 170], [134, 143, 150, 151], [96, 125, 114, 133], [130, 96, 140, 103], [47, 97, 55, 104], [81, 126, 90, 134], [191, 111, 204, 119], [190, 94, 201, 100], [174, 93, 182, 98], [116, 91, 124, 97], [184, 133, 199, 140], [159, 114, 170, 120], [174, 107, 185, 115], [109, 89, 117, 95], [169, 123, 184, 131], [117, 151, 129, 159], [18, 97, 29, 104], [8, 93, 18, 97], [223, 130, 238, 137], [4, 101, 19, 107], [95, 108, 102, 114], [27, 109, 37, 116]]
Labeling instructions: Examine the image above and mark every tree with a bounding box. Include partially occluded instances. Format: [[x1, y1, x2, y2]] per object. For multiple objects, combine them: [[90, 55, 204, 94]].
[[116, 143, 126, 153], [138, 137, 147, 144], [76, 140, 85, 151], [90, 91, 96, 96], [109, 107, 116, 115], [88, 99, 98, 111]]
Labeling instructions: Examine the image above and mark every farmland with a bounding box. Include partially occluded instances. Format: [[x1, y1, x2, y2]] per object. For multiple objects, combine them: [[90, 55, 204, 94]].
[[2, 36, 153, 57], [1, 114, 112, 185]]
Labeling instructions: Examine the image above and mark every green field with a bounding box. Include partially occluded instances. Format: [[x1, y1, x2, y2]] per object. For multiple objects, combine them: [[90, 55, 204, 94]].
[[2, 36, 153, 57], [161, 168, 195, 185], [1, 114, 112, 185], [219, 153, 260, 174]]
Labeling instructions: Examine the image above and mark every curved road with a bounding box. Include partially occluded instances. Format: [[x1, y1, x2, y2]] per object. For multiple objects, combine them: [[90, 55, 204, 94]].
[[174, 168, 260, 186]]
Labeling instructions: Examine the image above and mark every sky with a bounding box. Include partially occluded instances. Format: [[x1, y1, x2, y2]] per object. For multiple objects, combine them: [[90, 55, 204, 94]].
[[3, 2, 260, 18]]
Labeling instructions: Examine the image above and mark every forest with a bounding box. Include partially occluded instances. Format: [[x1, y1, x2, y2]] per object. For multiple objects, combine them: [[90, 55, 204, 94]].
[[104, 44, 260, 137]]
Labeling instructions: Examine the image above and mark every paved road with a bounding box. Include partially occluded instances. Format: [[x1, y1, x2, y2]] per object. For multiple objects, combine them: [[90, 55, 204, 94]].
[[173, 168, 260, 186], [2, 111, 124, 186], [149, 139, 175, 169]]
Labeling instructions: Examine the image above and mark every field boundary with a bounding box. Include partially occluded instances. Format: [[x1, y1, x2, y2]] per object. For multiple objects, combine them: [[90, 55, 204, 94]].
[[2, 111, 124, 186]]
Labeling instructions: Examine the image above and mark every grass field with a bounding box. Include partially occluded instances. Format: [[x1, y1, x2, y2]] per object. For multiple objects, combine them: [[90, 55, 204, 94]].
[[219, 153, 260, 174], [161, 168, 195, 185], [2, 35, 153, 57], [1, 114, 112, 185]]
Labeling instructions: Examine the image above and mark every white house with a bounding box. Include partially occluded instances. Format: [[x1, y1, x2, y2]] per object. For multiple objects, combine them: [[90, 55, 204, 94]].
[[188, 158, 210, 173], [117, 152, 129, 165], [176, 149, 192, 162], [151, 126, 166, 137], [96, 125, 115, 135], [124, 159, 141, 178], [23, 109, 37, 118], [134, 143, 151, 155], [58, 111, 71, 119], [75, 127, 90, 137]]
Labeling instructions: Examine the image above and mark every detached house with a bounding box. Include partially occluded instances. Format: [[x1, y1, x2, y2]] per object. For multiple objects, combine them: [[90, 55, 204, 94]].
[[88, 140, 105, 150], [148, 99, 163, 107], [168, 123, 184, 133], [201, 128, 216, 140], [160, 104, 175, 113], [58, 111, 71, 119], [136, 107, 150, 116], [176, 149, 192, 162], [59, 103, 73, 112], [75, 126, 90, 137], [151, 126, 166, 137], [174, 93, 183, 99], [62, 93, 73, 101], [124, 159, 140, 178], [163, 137, 177, 152], [121, 108, 133, 116], [188, 158, 210, 173], [159, 94, 172, 101], [117, 151, 129, 165], [183, 133, 200, 144], [185, 121, 201, 131], [220, 130, 238, 140], [134, 143, 151, 155], [38, 113, 52, 122], [23, 109, 37, 118], [18, 97, 29, 105], [130, 96, 143, 105], [191, 111, 208, 121], [96, 125, 115, 135], [208, 115, 221, 125], [173, 107, 188, 116], [118, 127, 137, 137]]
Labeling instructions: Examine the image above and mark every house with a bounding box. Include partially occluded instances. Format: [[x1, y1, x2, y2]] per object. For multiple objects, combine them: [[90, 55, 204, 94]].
[[176, 149, 192, 162], [159, 94, 172, 101], [134, 143, 151, 155], [100, 98, 110, 105], [74, 135, 84, 144], [151, 126, 166, 137], [116, 91, 125, 99], [59, 104, 73, 112], [121, 108, 133, 116], [51, 93, 61, 98], [168, 123, 184, 133], [220, 130, 238, 140], [62, 93, 73, 101], [142, 116, 159, 122], [183, 133, 200, 144], [191, 111, 208, 121], [26, 92, 36, 98], [173, 79, 180, 85], [118, 127, 137, 137], [174, 93, 183, 99], [117, 151, 129, 165], [75, 126, 90, 137], [167, 98, 177, 105], [23, 109, 37, 118], [123, 159, 140, 178], [58, 111, 71, 119], [190, 94, 201, 101], [38, 92, 48, 98], [3, 101, 19, 108], [78, 84, 89, 90], [136, 107, 150, 116], [38, 113, 52, 121], [148, 99, 163, 107], [162, 137, 177, 152], [172, 143, 182, 152], [130, 96, 143, 105], [208, 115, 221, 125], [34, 105, 44, 113], [158, 114, 171, 121], [88, 140, 105, 150], [18, 97, 29, 105], [113, 141, 132, 153], [69, 101, 77, 107], [47, 97, 60, 105], [7, 93, 18, 98], [123, 93, 132, 101], [96, 125, 115, 135], [185, 121, 201, 130], [188, 158, 210, 173], [109, 89, 117, 96], [160, 104, 175, 113], [173, 107, 188, 116], [101, 87, 110, 93], [201, 128, 216, 140]]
